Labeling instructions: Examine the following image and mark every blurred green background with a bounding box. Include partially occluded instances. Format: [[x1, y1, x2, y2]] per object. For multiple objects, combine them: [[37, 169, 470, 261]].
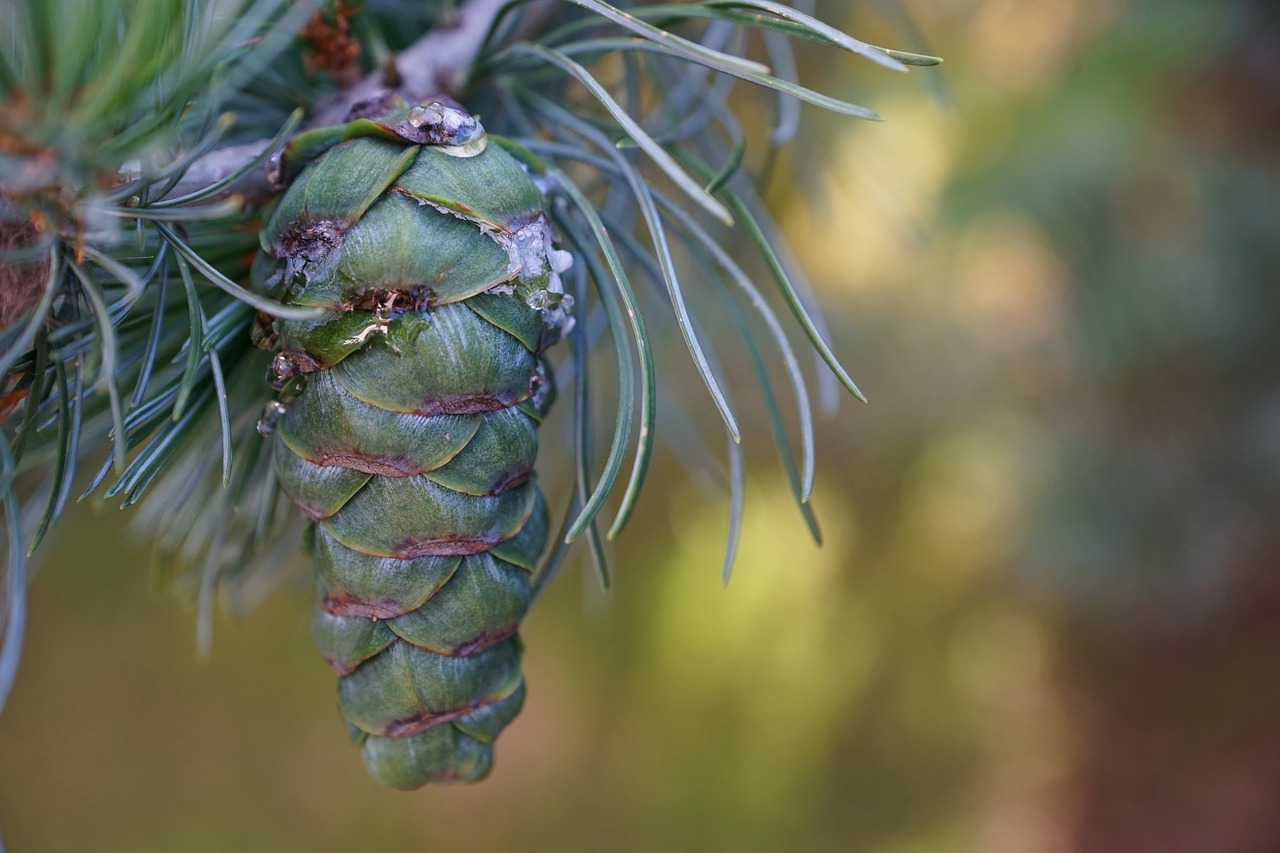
[[4, 0, 1280, 850]]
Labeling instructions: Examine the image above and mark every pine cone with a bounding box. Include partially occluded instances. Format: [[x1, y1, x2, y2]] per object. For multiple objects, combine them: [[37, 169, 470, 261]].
[[252, 102, 571, 788]]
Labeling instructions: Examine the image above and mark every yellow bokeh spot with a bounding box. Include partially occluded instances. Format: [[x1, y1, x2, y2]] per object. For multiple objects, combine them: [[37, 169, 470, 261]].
[[641, 478, 877, 807], [783, 97, 957, 295]]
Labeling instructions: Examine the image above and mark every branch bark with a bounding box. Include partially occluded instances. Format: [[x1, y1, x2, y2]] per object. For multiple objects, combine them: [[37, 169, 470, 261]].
[[307, 0, 510, 129], [152, 0, 511, 206]]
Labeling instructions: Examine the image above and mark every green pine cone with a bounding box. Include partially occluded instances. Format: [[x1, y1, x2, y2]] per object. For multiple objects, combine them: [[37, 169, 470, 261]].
[[252, 102, 571, 789]]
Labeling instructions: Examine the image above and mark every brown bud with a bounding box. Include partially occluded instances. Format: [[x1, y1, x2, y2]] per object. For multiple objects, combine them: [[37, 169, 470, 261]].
[[0, 217, 50, 331]]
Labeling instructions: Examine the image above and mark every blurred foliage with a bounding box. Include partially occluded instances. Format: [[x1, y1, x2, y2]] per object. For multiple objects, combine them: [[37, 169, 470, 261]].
[[3, 0, 1279, 850]]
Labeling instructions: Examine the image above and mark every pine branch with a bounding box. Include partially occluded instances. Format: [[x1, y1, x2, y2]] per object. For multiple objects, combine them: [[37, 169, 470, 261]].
[[1, 0, 941, 732]]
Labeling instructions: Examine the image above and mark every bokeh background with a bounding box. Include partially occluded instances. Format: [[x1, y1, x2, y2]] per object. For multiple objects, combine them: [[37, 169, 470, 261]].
[[3, 0, 1279, 850]]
